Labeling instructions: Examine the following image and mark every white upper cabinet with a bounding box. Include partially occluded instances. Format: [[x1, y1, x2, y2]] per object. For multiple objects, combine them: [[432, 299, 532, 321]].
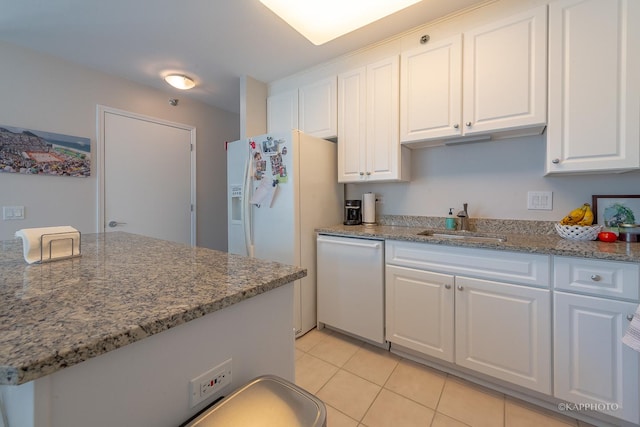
[[267, 77, 337, 138], [337, 66, 367, 183], [267, 90, 298, 133], [400, 35, 462, 143], [299, 77, 337, 139], [546, 0, 640, 174], [338, 56, 410, 183], [401, 5, 548, 147]]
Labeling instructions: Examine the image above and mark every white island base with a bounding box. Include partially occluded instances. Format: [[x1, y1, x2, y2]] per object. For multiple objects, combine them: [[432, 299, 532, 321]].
[[2, 283, 294, 427]]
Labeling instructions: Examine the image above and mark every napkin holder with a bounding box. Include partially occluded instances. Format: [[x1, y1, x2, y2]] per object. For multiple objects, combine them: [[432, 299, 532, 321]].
[[38, 230, 82, 263]]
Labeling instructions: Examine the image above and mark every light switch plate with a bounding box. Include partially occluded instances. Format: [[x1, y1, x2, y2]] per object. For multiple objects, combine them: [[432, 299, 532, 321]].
[[527, 192, 552, 210], [3, 206, 25, 220]]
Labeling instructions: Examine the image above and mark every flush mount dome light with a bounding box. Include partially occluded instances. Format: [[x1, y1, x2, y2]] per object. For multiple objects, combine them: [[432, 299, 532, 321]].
[[260, 0, 421, 45], [164, 74, 196, 90]]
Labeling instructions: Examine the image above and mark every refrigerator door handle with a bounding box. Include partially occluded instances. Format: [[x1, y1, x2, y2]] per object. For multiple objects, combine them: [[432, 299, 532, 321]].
[[242, 151, 254, 258]]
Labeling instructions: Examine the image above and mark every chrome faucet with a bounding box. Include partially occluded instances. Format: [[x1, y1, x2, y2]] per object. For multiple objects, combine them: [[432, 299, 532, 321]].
[[457, 203, 470, 231]]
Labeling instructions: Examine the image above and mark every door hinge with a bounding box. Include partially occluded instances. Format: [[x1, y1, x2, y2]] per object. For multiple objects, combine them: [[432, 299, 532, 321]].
[[191, 204, 194, 212]]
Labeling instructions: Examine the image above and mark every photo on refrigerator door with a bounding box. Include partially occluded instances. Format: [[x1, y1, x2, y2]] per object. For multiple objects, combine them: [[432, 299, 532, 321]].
[[261, 136, 280, 154], [253, 151, 266, 180], [270, 153, 288, 183]]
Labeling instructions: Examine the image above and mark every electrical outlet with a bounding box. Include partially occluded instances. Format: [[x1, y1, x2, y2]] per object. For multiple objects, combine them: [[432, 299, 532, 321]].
[[527, 191, 553, 210], [189, 358, 232, 407]]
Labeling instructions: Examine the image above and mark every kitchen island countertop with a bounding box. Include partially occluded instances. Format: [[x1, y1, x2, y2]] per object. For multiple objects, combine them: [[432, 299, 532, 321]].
[[0, 232, 306, 386], [316, 223, 640, 263]]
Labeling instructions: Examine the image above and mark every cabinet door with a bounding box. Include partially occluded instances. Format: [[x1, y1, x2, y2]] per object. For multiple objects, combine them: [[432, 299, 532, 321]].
[[462, 5, 547, 135], [299, 77, 337, 139], [546, 0, 640, 173], [400, 35, 462, 144], [366, 56, 401, 182], [337, 67, 367, 183], [554, 292, 639, 424], [386, 265, 454, 362], [267, 90, 298, 134], [455, 276, 551, 394]]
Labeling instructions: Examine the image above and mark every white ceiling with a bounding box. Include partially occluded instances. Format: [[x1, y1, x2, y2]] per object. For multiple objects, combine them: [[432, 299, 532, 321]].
[[0, 0, 485, 114]]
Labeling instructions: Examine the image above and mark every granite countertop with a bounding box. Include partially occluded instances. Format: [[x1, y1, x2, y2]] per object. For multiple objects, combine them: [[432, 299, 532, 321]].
[[316, 216, 640, 263], [0, 232, 306, 386]]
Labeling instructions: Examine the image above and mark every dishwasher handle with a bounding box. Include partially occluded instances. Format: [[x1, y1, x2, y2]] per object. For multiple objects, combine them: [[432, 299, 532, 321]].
[[317, 236, 381, 249]]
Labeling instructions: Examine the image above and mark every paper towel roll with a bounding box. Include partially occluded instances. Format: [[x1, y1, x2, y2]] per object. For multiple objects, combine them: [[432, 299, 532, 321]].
[[363, 193, 376, 224]]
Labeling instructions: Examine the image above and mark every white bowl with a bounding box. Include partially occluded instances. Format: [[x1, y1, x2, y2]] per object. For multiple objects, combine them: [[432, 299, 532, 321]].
[[554, 223, 603, 241]]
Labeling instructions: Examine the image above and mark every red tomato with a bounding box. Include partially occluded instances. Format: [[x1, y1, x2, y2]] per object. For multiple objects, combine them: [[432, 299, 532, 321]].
[[598, 232, 617, 242]]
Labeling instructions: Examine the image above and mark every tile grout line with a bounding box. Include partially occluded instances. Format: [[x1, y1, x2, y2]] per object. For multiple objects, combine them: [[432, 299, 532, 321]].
[[298, 329, 587, 427]]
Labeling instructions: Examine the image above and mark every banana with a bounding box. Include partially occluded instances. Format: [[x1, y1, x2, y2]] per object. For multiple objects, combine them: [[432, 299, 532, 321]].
[[577, 204, 594, 226], [560, 203, 590, 225]]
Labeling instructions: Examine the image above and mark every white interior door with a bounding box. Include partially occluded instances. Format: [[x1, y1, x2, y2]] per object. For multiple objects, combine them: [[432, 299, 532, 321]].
[[99, 106, 195, 245]]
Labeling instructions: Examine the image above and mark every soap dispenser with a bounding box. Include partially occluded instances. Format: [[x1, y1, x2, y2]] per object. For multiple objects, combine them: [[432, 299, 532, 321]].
[[445, 208, 456, 230]]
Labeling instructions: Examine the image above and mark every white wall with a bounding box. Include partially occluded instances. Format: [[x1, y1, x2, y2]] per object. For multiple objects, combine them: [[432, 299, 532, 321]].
[[269, 0, 640, 222], [0, 40, 239, 249], [346, 135, 640, 220]]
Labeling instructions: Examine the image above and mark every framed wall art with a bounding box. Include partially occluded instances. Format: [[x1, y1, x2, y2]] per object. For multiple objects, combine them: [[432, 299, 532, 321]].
[[0, 124, 91, 177], [592, 194, 640, 227]]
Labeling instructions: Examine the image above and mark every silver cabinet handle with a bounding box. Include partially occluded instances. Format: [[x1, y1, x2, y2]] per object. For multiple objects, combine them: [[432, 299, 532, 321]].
[[590, 274, 601, 282], [108, 221, 126, 228], [552, 158, 560, 164], [366, 171, 371, 176], [465, 122, 472, 127], [444, 284, 451, 290], [453, 124, 459, 129], [457, 285, 464, 291], [359, 172, 364, 176], [627, 314, 634, 322]]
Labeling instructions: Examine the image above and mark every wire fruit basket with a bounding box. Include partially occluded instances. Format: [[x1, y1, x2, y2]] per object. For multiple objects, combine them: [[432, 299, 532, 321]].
[[554, 223, 603, 241]]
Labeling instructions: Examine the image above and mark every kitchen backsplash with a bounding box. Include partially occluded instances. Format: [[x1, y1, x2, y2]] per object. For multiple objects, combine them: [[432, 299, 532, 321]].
[[377, 215, 557, 235]]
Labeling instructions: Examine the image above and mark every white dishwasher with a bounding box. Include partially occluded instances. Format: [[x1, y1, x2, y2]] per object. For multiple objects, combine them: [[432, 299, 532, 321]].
[[316, 234, 385, 345]]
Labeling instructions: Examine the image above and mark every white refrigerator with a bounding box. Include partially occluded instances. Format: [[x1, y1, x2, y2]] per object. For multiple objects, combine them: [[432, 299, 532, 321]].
[[227, 130, 343, 337]]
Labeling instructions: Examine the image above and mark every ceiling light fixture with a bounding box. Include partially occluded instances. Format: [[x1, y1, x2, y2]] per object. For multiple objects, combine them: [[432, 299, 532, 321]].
[[260, 0, 421, 45], [164, 74, 196, 90]]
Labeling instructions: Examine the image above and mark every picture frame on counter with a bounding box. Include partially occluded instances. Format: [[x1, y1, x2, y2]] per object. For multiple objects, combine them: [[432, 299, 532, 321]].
[[592, 194, 640, 227]]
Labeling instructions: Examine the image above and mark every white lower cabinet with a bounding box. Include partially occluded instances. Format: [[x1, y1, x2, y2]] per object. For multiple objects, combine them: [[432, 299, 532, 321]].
[[554, 292, 639, 424], [360, 239, 640, 424], [385, 241, 552, 394], [386, 265, 454, 361], [455, 276, 551, 394], [553, 256, 640, 425]]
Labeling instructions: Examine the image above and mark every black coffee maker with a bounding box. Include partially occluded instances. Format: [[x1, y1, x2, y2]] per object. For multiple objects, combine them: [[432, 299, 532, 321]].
[[344, 200, 362, 225]]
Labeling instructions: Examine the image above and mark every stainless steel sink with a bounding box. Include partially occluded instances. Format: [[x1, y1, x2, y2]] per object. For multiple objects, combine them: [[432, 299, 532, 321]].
[[417, 230, 507, 243]]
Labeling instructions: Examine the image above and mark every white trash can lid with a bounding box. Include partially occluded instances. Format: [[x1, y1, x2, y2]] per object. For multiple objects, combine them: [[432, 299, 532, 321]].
[[183, 375, 327, 427]]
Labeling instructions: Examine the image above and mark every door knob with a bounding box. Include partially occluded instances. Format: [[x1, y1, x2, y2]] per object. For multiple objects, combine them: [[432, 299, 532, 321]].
[[108, 221, 126, 228], [444, 284, 451, 289], [457, 285, 464, 291]]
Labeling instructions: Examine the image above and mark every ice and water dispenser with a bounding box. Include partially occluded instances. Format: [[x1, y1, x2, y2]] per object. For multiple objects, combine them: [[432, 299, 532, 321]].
[[230, 185, 243, 223]]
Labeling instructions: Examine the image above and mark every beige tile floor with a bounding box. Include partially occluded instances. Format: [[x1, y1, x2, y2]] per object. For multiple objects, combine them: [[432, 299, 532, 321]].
[[295, 328, 598, 427]]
